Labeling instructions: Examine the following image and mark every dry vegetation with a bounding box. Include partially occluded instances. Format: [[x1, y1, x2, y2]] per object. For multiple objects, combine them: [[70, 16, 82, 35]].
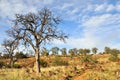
[[0, 54, 120, 80]]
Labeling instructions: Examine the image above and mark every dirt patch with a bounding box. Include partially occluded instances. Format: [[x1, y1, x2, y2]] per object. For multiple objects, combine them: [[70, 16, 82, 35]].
[[73, 72, 87, 80]]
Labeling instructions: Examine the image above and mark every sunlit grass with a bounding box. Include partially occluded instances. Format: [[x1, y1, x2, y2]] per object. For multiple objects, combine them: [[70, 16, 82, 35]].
[[83, 70, 116, 80], [0, 68, 40, 80], [0, 54, 120, 80]]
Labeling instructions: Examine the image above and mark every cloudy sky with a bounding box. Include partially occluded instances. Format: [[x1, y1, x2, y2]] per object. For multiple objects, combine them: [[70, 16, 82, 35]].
[[0, 0, 120, 52]]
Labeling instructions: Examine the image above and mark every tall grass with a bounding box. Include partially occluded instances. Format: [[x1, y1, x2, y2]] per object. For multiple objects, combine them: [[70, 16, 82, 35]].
[[83, 70, 116, 80], [0, 68, 40, 80]]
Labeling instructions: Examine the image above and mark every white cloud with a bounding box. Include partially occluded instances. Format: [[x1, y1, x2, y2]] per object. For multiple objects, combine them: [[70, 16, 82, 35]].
[[106, 4, 115, 12], [116, 5, 120, 11], [95, 4, 106, 12], [60, 3, 74, 10], [94, 3, 116, 12], [81, 13, 120, 50], [66, 38, 97, 48], [0, 0, 38, 19], [0, 44, 4, 52], [83, 14, 120, 28], [53, 13, 120, 52], [43, 0, 54, 4]]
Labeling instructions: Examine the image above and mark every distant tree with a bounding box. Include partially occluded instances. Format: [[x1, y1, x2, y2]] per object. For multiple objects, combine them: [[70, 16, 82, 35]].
[[109, 48, 120, 62], [51, 47, 59, 55], [60, 48, 67, 56], [2, 53, 9, 59], [104, 47, 111, 54], [68, 49, 74, 56], [41, 47, 49, 56], [110, 48, 120, 56], [84, 49, 90, 54], [7, 8, 68, 73], [92, 47, 98, 54], [77, 48, 90, 55], [68, 48, 78, 56], [15, 51, 27, 59], [78, 49, 84, 55], [2, 39, 18, 67], [72, 48, 78, 55]]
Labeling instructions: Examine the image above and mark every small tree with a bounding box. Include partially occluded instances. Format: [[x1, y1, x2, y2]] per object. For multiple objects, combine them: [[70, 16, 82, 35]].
[[72, 48, 78, 55], [78, 49, 84, 55], [2, 53, 9, 59], [84, 49, 90, 55], [60, 48, 67, 56], [52, 57, 68, 66], [15, 51, 27, 59], [51, 47, 59, 55], [92, 47, 98, 54], [2, 39, 18, 67], [8, 8, 68, 73], [104, 47, 111, 54], [110, 49, 120, 56], [41, 47, 49, 56], [109, 48, 120, 62]]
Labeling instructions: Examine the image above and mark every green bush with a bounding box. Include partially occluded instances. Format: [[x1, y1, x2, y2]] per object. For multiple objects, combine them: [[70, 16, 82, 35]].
[[81, 54, 98, 64], [40, 59, 48, 67], [52, 57, 69, 66], [0, 61, 5, 68], [15, 52, 27, 59], [2, 54, 9, 59], [13, 64, 21, 68], [5, 64, 21, 68], [109, 55, 119, 62]]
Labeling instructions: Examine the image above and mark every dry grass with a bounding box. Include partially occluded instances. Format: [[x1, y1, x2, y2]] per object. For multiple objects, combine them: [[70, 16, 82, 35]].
[[0, 54, 120, 80], [0, 68, 42, 80]]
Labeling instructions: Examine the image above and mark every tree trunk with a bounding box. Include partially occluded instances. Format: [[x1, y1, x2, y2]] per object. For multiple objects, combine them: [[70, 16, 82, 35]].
[[35, 48, 40, 73], [9, 53, 14, 67]]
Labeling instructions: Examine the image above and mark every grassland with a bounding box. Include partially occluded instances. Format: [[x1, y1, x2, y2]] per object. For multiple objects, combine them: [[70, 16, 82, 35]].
[[0, 54, 120, 80]]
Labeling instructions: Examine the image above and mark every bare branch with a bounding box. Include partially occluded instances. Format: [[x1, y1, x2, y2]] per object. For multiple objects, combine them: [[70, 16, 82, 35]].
[[7, 8, 68, 73]]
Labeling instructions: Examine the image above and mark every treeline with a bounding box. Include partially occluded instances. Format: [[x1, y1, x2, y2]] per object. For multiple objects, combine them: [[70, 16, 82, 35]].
[[0, 46, 120, 69], [40, 46, 120, 62], [40, 46, 120, 56], [0, 46, 120, 58]]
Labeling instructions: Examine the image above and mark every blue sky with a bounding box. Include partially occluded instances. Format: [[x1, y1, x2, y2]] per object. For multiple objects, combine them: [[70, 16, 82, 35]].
[[0, 0, 120, 52]]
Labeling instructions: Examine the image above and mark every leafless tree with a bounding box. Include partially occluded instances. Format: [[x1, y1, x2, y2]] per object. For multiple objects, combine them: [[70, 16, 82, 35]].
[[2, 39, 18, 67], [8, 8, 68, 73]]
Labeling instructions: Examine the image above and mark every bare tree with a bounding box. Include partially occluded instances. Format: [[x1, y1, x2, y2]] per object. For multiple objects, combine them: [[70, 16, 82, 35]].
[[8, 8, 68, 73], [2, 39, 18, 67]]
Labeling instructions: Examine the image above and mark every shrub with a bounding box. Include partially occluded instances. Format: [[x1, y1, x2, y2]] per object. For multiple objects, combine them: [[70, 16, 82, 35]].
[[81, 54, 98, 64], [5, 64, 21, 68], [40, 59, 48, 67], [109, 55, 119, 62], [15, 52, 27, 59], [13, 64, 21, 68], [0, 61, 5, 68], [2, 54, 9, 59], [52, 57, 69, 66]]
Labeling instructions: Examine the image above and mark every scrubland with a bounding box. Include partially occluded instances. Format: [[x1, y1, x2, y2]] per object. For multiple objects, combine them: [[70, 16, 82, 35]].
[[0, 54, 120, 80]]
